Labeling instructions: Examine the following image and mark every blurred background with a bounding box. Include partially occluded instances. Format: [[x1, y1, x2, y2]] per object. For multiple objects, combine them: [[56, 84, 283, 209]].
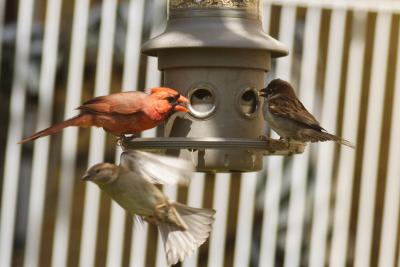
[[0, 0, 400, 266]]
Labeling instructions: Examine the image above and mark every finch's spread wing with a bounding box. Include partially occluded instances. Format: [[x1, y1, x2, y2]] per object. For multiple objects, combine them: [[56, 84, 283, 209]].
[[268, 95, 324, 131], [78, 91, 147, 115], [120, 150, 193, 186]]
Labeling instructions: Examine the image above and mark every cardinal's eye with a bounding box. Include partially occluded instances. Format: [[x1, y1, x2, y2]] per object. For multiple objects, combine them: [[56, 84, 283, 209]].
[[166, 96, 176, 103], [176, 94, 180, 99]]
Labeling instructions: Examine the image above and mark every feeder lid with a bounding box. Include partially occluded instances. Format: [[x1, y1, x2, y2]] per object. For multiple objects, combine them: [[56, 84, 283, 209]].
[[142, 0, 288, 58]]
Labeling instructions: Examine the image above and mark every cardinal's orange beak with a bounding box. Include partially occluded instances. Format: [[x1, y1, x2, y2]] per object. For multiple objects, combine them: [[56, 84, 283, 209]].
[[174, 105, 189, 112], [174, 95, 189, 112], [177, 95, 189, 104]]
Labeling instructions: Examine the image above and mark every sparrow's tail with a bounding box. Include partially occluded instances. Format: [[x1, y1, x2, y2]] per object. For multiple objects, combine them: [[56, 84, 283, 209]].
[[300, 129, 355, 148], [18, 114, 92, 144], [158, 202, 215, 266]]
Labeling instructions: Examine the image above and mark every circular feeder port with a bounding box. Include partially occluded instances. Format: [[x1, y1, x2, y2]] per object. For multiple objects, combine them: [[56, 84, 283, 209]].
[[188, 87, 216, 119], [237, 87, 259, 118]]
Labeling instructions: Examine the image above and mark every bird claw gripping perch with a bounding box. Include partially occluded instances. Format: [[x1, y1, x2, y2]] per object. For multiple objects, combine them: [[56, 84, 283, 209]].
[[258, 135, 306, 155], [117, 134, 136, 146]]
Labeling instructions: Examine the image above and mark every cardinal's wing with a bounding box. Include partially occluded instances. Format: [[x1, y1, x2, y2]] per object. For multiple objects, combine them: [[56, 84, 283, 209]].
[[78, 91, 147, 115], [120, 150, 193, 186]]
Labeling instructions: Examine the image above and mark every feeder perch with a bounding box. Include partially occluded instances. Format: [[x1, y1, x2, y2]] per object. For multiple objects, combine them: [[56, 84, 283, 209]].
[[125, 0, 304, 172]]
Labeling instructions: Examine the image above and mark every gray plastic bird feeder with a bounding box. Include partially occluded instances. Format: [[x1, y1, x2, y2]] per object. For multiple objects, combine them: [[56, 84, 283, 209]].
[[124, 0, 304, 172]]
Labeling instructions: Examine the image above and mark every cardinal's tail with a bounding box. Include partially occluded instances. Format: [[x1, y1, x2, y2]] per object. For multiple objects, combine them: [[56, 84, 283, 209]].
[[157, 203, 215, 266], [300, 129, 355, 148], [18, 114, 92, 144]]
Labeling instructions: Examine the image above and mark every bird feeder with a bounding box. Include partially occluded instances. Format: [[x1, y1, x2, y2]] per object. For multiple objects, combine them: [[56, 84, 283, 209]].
[[124, 0, 304, 172]]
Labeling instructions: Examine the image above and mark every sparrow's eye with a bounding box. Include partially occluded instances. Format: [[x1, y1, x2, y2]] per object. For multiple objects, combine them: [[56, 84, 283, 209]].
[[166, 96, 176, 103]]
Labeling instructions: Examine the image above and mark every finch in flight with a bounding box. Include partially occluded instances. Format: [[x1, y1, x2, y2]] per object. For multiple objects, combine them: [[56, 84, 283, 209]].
[[82, 150, 215, 266]]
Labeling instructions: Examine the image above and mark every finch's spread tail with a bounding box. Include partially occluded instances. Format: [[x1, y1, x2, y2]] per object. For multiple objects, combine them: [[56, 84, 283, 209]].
[[157, 203, 215, 266], [300, 129, 355, 148], [18, 114, 92, 144]]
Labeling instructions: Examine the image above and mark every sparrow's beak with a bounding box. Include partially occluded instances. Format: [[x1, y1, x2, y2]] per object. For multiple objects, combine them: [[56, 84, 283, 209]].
[[259, 88, 268, 97], [81, 173, 91, 181], [174, 95, 190, 112]]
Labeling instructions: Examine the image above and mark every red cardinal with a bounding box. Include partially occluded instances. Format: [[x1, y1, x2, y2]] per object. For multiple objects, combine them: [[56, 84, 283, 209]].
[[19, 87, 189, 144]]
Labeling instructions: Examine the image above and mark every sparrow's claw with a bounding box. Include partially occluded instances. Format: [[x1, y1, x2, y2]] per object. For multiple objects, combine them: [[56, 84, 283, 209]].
[[290, 140, 306, 146], [116, 134, 136, 146], [155, 203, 167, 213], [116, 136, 123, 146], [279, 137, 291, 143], [153, 202, 168, 221], [259, 135, 269, 141]]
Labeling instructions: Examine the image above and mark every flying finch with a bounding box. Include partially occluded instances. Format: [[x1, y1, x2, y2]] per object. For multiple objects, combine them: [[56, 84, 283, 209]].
[[82, 150, 215, 266]]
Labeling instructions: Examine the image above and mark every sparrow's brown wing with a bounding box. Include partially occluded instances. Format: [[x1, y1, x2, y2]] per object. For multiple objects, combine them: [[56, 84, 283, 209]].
[[269, 95, 325, 131], [78, 91, 147, 115]]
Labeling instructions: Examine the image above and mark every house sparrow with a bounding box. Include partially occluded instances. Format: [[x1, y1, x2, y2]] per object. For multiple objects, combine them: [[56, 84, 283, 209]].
[[82, 150, 215, 266], [260, 79, 354, 148], [19, 87, 189, 144]]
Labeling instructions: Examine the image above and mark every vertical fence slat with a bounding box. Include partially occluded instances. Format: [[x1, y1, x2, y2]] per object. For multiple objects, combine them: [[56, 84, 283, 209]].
[[309, 9, 346, 267], [182, 172, 206, 267], [377, 23, 400, 266], [122, 0, 145, 91], [284, 7, 321, 267], [130, 2, 166, 266], [259, 6, 296, 267], [354, 12, 392, 267], [262, 0, 271, 34], [152, 57, 170, 267], [0, 0, 35, 264], [329, 11, 367, 267], [106, 180, 126, 267], [50, 0, 91, 266], [155, 185, 178, 267], [78, 1, 118, 267], [233, 173, 258, 267], [23, 0, 63, 266], [106, 1, 146, 266], [129, 222, 149, 267], [129, 61, 160, 267], [0, 0, 6, 75], [207, 173, 231, 267], [275, 6, 296, 81]]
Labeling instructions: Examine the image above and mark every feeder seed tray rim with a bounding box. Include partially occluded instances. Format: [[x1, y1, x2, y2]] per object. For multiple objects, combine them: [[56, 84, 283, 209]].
[[122, 137, 305, 155]]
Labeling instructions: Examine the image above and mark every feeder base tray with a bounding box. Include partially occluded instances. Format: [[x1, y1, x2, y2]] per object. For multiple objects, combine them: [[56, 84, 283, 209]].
[[122, 137, 305, 156]]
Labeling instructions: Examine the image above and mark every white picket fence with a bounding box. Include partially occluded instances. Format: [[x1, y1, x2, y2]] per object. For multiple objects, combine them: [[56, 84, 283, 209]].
[[0, 0, 399, 266]]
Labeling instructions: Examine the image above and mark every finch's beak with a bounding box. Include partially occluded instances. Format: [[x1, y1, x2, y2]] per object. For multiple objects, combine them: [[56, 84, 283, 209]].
[[259, 88, 268, 97], [81, 173, 91, 181], [174, 95, 189, 112]]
